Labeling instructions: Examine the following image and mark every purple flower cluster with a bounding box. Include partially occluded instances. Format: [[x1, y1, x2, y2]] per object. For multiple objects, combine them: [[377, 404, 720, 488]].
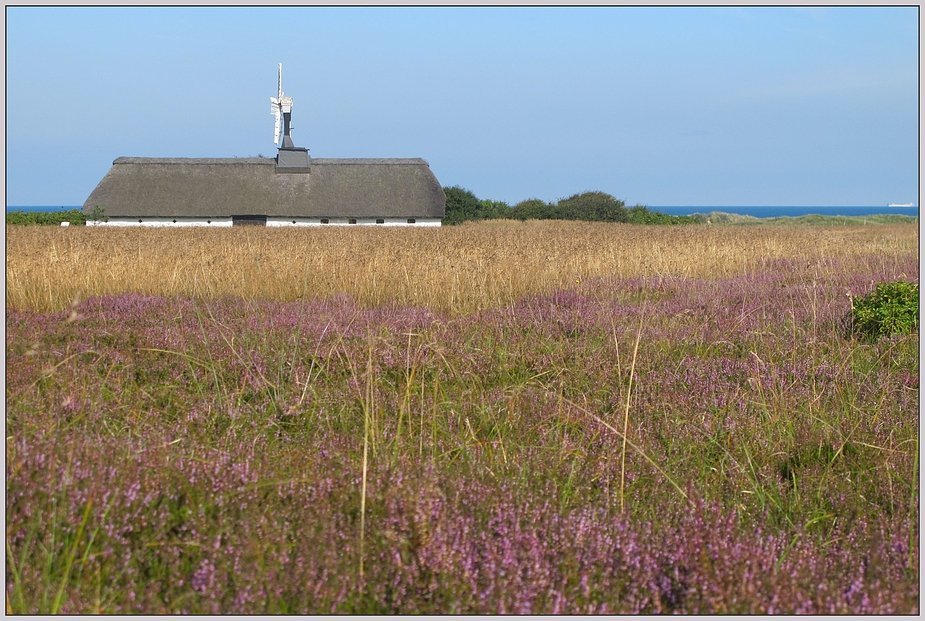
[[5, 253, 917, 613]]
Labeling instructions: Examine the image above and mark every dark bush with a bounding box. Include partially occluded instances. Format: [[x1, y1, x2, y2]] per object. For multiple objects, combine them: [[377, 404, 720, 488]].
[[509, 198, 555, 221], [477, 199, 511, 220], [444, 187, 701, 226], [555, 191, 628, 223], [443, 186, 488, 225]]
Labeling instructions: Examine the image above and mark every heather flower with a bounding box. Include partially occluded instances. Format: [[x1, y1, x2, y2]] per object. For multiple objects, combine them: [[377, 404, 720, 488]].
[[4, 251, 917, 613]]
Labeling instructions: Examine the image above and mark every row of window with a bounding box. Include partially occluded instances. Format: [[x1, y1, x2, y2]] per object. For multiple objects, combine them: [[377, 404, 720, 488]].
[[317, 219, 416, 224]]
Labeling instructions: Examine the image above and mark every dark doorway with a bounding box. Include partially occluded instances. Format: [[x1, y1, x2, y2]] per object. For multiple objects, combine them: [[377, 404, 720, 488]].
[[232, 215, 268, 226]]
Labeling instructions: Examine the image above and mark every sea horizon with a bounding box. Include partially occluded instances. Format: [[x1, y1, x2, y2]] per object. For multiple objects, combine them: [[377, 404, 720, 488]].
[[650, 205, 919, 218], [6, 204, 920, 219]]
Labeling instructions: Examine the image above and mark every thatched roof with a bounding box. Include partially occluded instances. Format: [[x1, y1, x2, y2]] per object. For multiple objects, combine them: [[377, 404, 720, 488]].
[[82, 157, 446, 219]]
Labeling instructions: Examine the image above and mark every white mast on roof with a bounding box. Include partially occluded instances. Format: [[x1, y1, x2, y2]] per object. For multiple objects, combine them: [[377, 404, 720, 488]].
[[270, 63, 309, 171], [270, 63, 295, 147]]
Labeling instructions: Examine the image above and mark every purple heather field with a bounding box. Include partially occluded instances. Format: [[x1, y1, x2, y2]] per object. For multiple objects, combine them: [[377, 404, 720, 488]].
[[5, 254, 919, 613]]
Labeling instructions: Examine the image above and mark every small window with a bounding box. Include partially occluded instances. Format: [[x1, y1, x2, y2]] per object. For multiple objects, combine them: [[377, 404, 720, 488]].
[[407, 218, 416, 224], [321, 219, 329, 224], [375, 218, 384, 224], [348, 218, 357, 225]]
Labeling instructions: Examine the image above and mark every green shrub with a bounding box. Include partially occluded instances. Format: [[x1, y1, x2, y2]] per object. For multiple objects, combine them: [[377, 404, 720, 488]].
[[509, 192, 630, 223], [444, 187, 700, 225], [555, 191, 628, 223], [88, 205, 108, 223], [5, 211, 31, 225], [849, 280, 919, 339], [509, 198, 555, 221], [6, 209, 87, 226], [443, 186, 486, 225], [477, 199, 511, 220], [627, 205, 699, 225]]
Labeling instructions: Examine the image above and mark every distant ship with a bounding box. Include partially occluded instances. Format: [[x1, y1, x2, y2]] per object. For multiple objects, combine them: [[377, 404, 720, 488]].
[[888, 203, 915, 207]]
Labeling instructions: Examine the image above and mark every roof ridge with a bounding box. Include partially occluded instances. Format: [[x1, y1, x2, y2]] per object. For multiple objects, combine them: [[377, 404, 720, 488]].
[[311, 158, 428, 165], [112, 157, 430, 166], [114, 157, 275, 165]]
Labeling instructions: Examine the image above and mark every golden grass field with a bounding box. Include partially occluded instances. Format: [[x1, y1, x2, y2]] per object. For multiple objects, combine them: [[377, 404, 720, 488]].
[[6, 220, 919, 315]]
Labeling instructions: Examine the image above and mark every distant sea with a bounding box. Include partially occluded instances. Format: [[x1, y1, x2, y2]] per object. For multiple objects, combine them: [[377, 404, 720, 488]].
[[650, 205, 919, 218], [6, 205, 920, 218]]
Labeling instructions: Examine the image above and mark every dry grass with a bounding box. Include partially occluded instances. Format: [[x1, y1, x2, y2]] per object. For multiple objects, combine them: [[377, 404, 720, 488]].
[[6, 220, 918, 315]]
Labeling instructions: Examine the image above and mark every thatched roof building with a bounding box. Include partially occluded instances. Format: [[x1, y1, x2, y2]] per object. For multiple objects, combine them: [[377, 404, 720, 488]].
[[82, 156, 446, 226], [83, 64, 446, 226]]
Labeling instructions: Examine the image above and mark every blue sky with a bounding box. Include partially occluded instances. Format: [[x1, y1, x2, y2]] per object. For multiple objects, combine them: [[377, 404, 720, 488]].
[[5, 6, 919, 207]]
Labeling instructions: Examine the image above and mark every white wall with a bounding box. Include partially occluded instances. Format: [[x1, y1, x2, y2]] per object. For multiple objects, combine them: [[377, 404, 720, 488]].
[[267, 217, 441, 227], [87, 217, 442, 227], [87, 218, 233, 227]]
